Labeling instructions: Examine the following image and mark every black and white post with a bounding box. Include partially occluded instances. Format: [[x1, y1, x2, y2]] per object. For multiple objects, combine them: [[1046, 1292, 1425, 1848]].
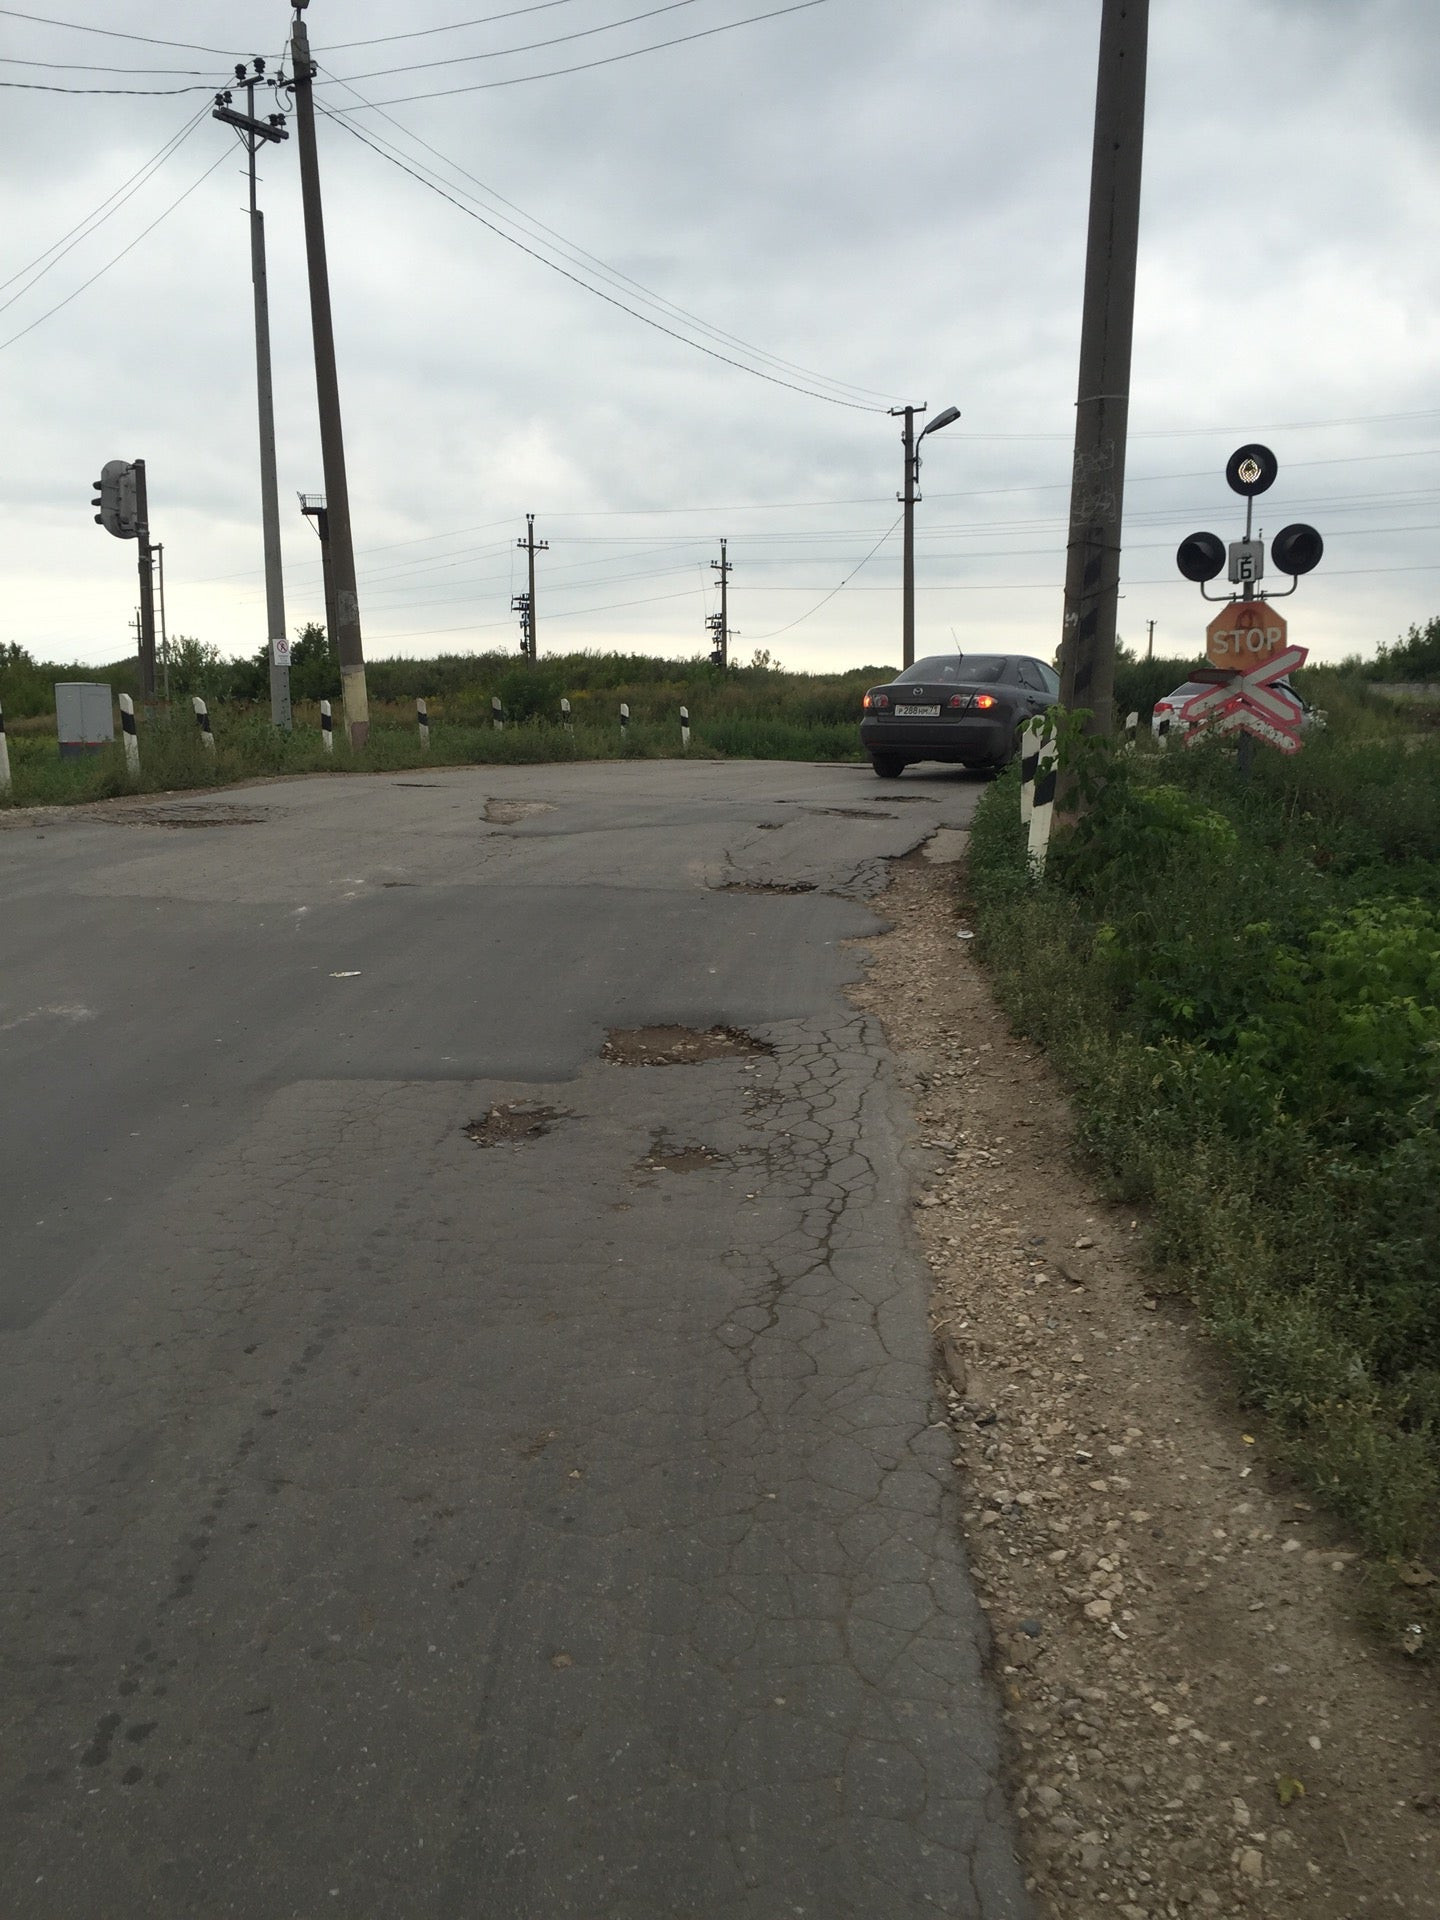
[[619, 702, 630, 735], [1124, 710, 1138, 749], [0, 701, 10, 798], [119, 693, 140, 778], [193, 696, 215, 754], [320, 697, 334, 753], [560, 697, 572, 731], [491, 696, 504, 732], [1027, 731, 1059, 871], [417, 697, 429, 751], [1019, 716, 1044, 826], [680, 704, 690, 751]]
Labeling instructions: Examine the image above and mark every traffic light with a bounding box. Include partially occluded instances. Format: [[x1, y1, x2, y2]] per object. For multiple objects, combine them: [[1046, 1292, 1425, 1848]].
[[709, 647, 724, 667], [1176, 531, 1225, 583], [1270, 523, 1323, 577], [92, 460, 138, 539]]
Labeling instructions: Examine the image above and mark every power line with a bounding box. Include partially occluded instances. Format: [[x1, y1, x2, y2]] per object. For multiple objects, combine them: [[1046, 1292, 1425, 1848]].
[[0, 55, 227, 74], [0, 148, 229, 350], [749, 513, 903, 639], [325, 1, 588, 52], [0, 76, 218, 93], [331, 0, 706, 82], [318, 67, 899, 407], [0, 7, 237, 53], [0, 104, 207, 312], [319, 106, 887, 412], [319, 0, 830, 106]]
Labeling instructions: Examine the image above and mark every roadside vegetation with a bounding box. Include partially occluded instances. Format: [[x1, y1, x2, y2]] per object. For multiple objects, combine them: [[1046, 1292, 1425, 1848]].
[[966, 672, 1440, 1645]]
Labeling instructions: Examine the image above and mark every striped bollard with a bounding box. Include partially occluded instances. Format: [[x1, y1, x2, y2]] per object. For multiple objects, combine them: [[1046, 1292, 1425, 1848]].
[[119, 693, 140, 778], [1019, 716, 1043, 826], [1157, 714, 1171, 752], [417, 698, 429, 751], [0, 700, 11, 797], [492, 696, 504, 732], [193, 696, 215, 754], [1027, 733, 1058, 872], [1124, 710, 1138, 750], [320, 699, 334, 753], [560, 697, 572, 731], [680, 704, 690, 751], [620, 702, 629, 735]]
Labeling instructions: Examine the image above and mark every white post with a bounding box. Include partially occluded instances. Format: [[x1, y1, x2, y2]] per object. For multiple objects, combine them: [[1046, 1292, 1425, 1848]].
[[1027, 733, 1058, 871], [0, 702, 11, 797], [560, 697, 572, 731], [1157, 714, 1170, 752], [193, 696, 215, 754], [119, 693, 140, 778], [320, 698, 335, 753], [417, 697, 429, 751], [619, 702, 629, 735], [1019, 715, 1043, 825], [492, 696, 504, 732], [680, 704, 690, 751], [1124, 710, 1138, 749]]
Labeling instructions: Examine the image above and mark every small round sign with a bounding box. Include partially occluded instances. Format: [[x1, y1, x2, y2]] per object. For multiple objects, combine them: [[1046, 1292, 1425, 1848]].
[[1226, 443, 1278, 496]]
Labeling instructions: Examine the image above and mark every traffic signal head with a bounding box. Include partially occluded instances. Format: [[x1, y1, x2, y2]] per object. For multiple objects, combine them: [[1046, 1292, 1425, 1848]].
[[1225, 442, 1278, 496], [709, 647, 724, 666], [92, 459, 137, 539], [1176, 530, 1226, 583], [1270, 522, 1323, 577]]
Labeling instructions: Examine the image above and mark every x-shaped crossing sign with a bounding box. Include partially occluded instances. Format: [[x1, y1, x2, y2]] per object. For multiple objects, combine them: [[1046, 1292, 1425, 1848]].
[[1180, 644, 1308, 752]]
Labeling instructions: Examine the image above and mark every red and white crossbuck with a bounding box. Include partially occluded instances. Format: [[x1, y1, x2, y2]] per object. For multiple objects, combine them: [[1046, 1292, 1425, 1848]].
[[1180, 644, 1309, 755]]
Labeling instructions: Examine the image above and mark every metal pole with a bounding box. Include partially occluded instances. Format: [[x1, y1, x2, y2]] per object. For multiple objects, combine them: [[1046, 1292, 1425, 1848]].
[[133, 459, 157, 701], [155, 542, 169, 701], [1146, 617, 1155, 661], [290, 15, 368, 749], [1058, 0, 1149, 740], [245, 73, 293, 732]]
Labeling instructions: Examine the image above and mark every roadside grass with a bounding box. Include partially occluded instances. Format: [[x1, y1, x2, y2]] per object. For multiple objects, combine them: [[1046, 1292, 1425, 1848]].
[[966, 718, 1440, 1648]]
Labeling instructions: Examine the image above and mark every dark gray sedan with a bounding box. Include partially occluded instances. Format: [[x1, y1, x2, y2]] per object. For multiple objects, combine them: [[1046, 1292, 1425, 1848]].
[[859, 653, 1060, 778]]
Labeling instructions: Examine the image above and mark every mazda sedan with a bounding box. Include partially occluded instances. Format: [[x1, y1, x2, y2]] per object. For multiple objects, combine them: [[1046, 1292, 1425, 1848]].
[[859, 653, 1060, 778]]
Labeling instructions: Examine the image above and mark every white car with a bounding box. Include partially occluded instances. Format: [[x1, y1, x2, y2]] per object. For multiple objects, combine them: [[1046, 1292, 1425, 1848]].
[[1150, 676, 1322, 740]]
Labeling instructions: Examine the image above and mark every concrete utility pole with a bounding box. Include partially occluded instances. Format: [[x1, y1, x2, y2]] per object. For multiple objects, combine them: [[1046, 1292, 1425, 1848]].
[[517, 514, 548, 660], [289, 7, 369, 748], [1058, 0, 1150, 737], [214, 61, 292, 730], [891, 404, 921, 670], [133, 458, 157, 701], [708, 540, 732, 667], [1146, 617, 1155, 660]]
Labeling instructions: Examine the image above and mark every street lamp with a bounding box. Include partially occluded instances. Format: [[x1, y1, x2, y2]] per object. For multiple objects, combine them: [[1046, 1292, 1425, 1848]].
[[889, 403, 961, 668]]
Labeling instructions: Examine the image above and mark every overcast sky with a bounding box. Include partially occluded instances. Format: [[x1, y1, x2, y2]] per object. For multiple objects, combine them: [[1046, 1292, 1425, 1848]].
[[3, 0, 1438, 677]]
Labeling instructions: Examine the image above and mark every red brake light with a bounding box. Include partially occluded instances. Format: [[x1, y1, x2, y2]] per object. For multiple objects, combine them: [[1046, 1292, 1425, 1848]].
[[947, 694, 965, 710], [862, 692, 871, 709], [874, 693, 890, 710], [973, 693, 997, 710]]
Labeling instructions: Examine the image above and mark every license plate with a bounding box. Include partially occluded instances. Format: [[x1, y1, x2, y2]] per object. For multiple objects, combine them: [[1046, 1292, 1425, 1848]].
[[894, 704, 940, 717]]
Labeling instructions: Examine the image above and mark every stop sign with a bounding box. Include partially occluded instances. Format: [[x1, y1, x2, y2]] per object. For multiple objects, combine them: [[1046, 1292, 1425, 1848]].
[[1206, 600, 1288, 670]]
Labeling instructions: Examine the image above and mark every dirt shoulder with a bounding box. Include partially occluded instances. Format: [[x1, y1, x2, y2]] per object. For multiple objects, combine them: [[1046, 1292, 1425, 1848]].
[[851, 856, 1439, 1919]]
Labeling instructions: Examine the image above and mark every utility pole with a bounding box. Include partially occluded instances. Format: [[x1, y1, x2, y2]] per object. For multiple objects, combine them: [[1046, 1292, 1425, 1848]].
[[1058, 0, 1150, 739], [134, 458, 157, 701], [154, 542, 169, 699], [890, 404, 921, 670], [298, 493, 339, 656], [214, 61, 292, 730], [708, 540, 731, 667], [1146, 617, 1155, 661], [516, 514, 547, 660], [288, 7, 368, 748]]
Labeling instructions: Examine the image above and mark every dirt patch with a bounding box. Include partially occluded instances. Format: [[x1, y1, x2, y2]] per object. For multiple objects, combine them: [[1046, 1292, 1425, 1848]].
[[93, 803, 268, 829], [601, 1025, 771, 1066], [715, 879, 817, 895], [634, 1132, 731, 1174], [852, 860, 1439, 1920], [483, 798, 555, 825], [805, 806, 898, 820], [463, 1102, 568, 1147]]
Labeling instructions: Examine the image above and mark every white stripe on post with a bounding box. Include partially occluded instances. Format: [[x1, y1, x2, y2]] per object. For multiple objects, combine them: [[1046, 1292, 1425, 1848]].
[[619, 702, 629, 733], [1026, 733, 1058, 870], [560, 696, 572, 731], [0, 700, 11, 798], [1019, 716, 1043, 825], [119, 694, 140, 778], [321, 699, 334, 753], [417, 697, 429, 750], [492, 696, 504, 732], [680, 704, 690, 751], [1124, 710, 1138, 749], [1157, 714, 1170, 752], [193, 696, 215, 754]]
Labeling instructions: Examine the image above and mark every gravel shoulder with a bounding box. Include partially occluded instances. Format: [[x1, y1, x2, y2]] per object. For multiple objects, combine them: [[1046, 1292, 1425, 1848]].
[[851, 855, 1439, 1920]]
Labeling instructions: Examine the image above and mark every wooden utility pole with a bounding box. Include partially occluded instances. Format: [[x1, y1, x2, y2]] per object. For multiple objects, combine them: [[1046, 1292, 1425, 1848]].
[[289, 10, 369, 748], [1058, 0, 1150, 737], [1146, 617, 1155, 660], [517, 514, 548, 660]]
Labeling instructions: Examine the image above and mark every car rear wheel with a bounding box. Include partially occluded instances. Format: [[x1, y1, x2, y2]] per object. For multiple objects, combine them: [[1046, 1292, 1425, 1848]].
[[871, 753, 906, 779]]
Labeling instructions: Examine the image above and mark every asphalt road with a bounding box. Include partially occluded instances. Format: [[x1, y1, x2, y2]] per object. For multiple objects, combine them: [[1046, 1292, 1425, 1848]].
[[0, 759, 1026, 1919]]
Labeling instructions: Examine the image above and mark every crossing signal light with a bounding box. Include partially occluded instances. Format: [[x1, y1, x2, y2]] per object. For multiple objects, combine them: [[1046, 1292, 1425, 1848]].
[[1176, 531, 1225, 583], [92, 459, 137, 539], [1269, 523, 1323, 577]]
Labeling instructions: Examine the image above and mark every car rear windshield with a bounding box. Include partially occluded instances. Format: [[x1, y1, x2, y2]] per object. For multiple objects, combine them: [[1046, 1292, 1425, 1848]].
[[896, 655, 1011, 685]]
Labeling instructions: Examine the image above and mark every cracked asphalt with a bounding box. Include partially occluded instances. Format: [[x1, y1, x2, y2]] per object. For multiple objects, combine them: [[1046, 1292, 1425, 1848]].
[[0, 760, 1027, 1918]]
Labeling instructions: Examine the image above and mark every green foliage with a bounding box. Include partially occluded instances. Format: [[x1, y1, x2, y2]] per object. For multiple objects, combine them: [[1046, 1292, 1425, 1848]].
[[967, 711, 1440, 1586], [1370, 614, 1440, 683]]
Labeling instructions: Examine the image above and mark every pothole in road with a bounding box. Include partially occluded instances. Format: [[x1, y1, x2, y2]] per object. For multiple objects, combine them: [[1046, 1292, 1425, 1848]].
[[483, 798, 556, 825], [94, 803, 268, 829], [635, 1131, 731, 1174], [804, 806, 897, 820], [715, 879, 816, 895], [601, 1025, 772, 1066], [464, 1102, 569, 1147]]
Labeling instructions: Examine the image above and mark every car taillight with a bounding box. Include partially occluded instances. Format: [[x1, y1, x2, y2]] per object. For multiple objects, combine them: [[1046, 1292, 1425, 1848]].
[[872, 693, 889, 710], [973, 693, 997, 710], [862, 692, 871, 709], [947, 694, 965, 710]]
